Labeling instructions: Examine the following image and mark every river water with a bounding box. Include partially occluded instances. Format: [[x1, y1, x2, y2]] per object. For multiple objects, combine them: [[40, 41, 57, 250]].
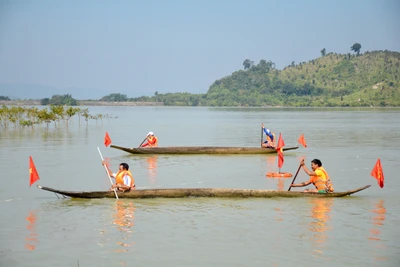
[[0, 107, 399, 267]]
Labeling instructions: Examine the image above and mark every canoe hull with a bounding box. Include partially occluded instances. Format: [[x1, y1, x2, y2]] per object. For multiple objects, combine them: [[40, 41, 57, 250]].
[[37, 185, 371, 199], [110, 145, 299, 155]]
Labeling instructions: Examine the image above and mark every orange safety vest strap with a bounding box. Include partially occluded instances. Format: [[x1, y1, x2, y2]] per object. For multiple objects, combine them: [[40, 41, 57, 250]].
[[148, 136, 157, 145], [312, 178, 327, 190], [312, 167, 334, 192]]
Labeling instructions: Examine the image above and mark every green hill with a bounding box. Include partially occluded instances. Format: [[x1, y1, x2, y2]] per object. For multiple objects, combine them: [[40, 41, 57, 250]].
[[205, 50, 400, 107], [18, 50, 397, 107]]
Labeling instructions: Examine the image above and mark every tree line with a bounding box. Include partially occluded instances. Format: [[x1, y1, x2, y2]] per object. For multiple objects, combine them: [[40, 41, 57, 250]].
[[1, 44, 398, 107]]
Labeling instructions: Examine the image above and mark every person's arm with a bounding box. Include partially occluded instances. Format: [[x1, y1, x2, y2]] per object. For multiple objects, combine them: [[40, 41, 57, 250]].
[[301, 164, 317, 176], [263, 128, 274, 140], [291, 160, 313, 187], [154, 137, 158, 147], [102, 161, 115, 178], [291, 179, 312, 187]]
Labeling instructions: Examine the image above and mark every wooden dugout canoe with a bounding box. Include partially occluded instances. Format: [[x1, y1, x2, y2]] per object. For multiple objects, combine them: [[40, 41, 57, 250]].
[[110, 145, 299, 155], [37, 185, 371, 199]]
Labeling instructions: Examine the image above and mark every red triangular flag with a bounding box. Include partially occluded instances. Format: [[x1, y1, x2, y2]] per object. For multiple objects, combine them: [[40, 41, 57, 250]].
[[29, 156, 40, 187], [298, 133, 307, 148], [371, 158, 384, 188], [276, 133, 285, 168], [104, 132, 112, 147]]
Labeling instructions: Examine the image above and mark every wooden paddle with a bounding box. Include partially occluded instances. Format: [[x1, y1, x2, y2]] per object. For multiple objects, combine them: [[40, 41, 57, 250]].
[[97, 146, 119, 199], [138, 136, 148, 147], [287, 163, 302, 191], [260, 124, 264, 147]]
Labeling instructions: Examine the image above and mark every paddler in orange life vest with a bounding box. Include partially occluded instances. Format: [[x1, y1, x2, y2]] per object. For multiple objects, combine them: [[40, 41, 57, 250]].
[[261, 123, 276, 148], [141, 131, 158, 147], [291, 159, 334, 193], [102, 162, 135, 192]]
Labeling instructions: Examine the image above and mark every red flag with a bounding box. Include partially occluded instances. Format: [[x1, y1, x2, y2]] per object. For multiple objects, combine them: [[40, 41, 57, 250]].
[[104, 132, 112, 147], [298, 133, 307, 148], [371, 158, 384, 188], [29, 156, 40, 187], [276, 133, 285, 168]]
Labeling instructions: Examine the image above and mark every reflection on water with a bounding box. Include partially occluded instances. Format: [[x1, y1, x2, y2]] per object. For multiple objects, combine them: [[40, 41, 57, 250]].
[[146, 156, 158, 184], [276, 179, 284, 191], [309, 198, 333, 259], [98, 201, 136, 266], [274, 207, 283, 222], [266, 155, 276, 172], [369, 199, 387, 262], [113, 201, 135, 253], [265, 155, 286, 191], [25, 210, 38, 251]]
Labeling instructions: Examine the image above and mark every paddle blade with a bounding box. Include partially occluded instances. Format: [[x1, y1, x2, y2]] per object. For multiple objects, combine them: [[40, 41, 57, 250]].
[[298, 133, 307, 148], [104, 132, 112, 147], [29, 156, 40, 187], [371, 158, 384, 188]]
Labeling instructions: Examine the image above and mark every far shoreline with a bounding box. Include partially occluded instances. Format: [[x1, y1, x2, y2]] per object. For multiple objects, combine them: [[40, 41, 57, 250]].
[[0, 100, 398, 108], [0, 100, 164, 106]]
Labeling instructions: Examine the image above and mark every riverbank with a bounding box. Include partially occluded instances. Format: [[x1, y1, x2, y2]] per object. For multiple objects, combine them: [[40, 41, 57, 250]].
[[0, 100, 164, 106]]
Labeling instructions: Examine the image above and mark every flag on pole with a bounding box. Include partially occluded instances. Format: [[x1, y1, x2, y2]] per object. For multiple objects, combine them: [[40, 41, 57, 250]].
[[276, 133, 285, 168], [104, 132, 112, 147], [371, 158, 384, 188], [298, 133, 307, 148], [29, 156, 40, 187]]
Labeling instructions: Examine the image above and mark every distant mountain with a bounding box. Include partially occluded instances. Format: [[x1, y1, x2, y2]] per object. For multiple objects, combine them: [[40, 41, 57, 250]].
[[127, 50, 400, 107], [204, 50, 400, 107]]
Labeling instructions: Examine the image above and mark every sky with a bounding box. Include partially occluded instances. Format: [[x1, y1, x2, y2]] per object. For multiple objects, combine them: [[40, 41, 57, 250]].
[[0, 0, 399, 100]]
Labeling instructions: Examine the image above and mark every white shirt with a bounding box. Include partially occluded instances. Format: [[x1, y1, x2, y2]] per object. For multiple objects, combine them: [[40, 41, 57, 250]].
[[112, 173, 132, 186]]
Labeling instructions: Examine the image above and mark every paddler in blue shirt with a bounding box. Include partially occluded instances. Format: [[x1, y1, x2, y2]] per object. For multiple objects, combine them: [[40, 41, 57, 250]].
[[261, 123, 276, 148]]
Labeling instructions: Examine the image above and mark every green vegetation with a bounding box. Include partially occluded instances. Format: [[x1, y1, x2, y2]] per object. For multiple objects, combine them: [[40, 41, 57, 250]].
[[0, 96, 11, 101], [100, 93, 129, 102], [4, 48, 400, 108], [0, 105, 114, 129], [41, 94, 78, 106], [125, 49, 399, 107]]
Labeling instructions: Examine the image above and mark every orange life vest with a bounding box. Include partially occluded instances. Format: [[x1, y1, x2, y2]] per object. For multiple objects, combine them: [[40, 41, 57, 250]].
[[311, 167, 334, 192], [148, 136, 157, 146], [142, 136, 158, 147], [115, 170, 134, 188]]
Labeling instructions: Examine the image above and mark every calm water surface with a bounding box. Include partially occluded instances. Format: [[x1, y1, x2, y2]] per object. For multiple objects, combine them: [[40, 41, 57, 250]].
[[1, 107, 399, 267]]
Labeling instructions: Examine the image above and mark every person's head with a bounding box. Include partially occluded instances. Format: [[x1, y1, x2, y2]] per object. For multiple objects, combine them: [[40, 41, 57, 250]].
[[119, 163, 129, 171], [147, 131, 154, 137], [310, 159, 322, 171]]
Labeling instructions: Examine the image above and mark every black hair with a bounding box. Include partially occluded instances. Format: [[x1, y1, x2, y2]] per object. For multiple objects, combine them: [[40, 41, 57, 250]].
[[119, 163, 129, 170], [311, 159, 322, 167]]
